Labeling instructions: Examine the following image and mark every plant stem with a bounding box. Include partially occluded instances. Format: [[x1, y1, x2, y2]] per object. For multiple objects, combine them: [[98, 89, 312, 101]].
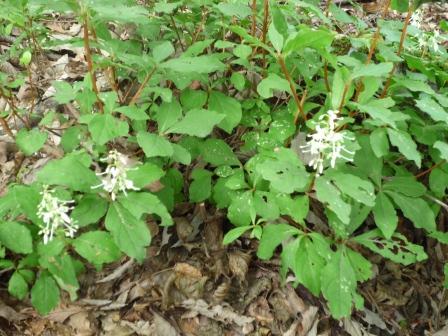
[[415, 160, 446, 179], [325, 0, 332, 17], [277, 54, 306, 122], [0, 116, 14, 138], [82, 14, 103, 113], [261, 0, 269, 68], [251, 0, 257, 37], [169, 14, 185, 51], [129, 67, 157, 106], [380, 4, 413, 98]]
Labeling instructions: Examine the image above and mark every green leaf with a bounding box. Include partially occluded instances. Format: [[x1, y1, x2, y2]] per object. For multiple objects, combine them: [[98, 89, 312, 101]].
[[201, 139, 240, 166], [171, 143, 191, 165], [351, 62, 393, 79], [16, 129, 47, 155], [71, 194, 108, 227], [88, 114, 129, 146], [115, 106, 149, 121], [257, 223, 300, 260], [353, 229, 427, 265], [329, 172, 375, 206], [0, 222, 32, 254], [274, 194, 309, 224], [283, 27, 333, 53], [223, 226, 252, 245], [383, 176, 426, 197], [137, 132, 173, 158], [415, 95, 448, 124], [127, 163, 165, 188], [153, 41, 174, 63], [268, 22, 284, 53], [166, 109, 224, 137], [9, 271, 29, 300], [253, 191, 280, 221], [161, 56, 225, 74], [256, 148, 309, 193], [39, 254, 79, 301], [105, 202, 151, 261], [387, 128, 421, 168], [208, 91, 242, 133], [215, 2, 251, 18], [315, 176, 351, 224], [180, 89, 207, 111], [346, 248, 372, 282], [31, 272, 60, 315], [434, 141, 448, 161], [117, 192, 173, 227], [73, 231, 121, 267], [189, 169, 212, 203], [227, 191, 256, 227], [387, 191, 436, 232], [156, 100, 182, 133], [370, 128, 389, 158], [257, 73, 291, 99], [321, 247, 358, 319], [37, 153, 99, 192], [372, 192, 397, 239], [52, 81, 76, 104], [294, 237, 325, 295], [230, 72, 246, 91], [90, 3, 149, 23]]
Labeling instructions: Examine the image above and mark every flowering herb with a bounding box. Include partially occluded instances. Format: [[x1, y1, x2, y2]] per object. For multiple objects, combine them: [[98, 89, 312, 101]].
[[301, 110, 355, 175], [37, 186, 77, 244]]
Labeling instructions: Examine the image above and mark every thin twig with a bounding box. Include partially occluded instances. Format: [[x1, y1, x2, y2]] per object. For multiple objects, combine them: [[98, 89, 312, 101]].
[[261, 0, 269, 68], [277, 54, 306, 122], [169, 14, 185, 51], [380, 4, 413, 98], [415, 160, 446, 179], [82, 14, 103, 113], [251, 0, 257, 37], [0, 117, 14, 138], [128, 67, 157, 106]]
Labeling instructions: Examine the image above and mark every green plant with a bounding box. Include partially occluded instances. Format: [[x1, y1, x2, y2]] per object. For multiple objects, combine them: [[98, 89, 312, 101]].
[[0, 0, 447, 319]]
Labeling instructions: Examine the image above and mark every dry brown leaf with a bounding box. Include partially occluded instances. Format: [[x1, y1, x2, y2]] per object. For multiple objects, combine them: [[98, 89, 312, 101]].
[[228, 250, 251, 282], [153, 312, 180, 336], [67, 311, 94, 336], [247, 297, 274, 325], [181, 299, 254, 327]]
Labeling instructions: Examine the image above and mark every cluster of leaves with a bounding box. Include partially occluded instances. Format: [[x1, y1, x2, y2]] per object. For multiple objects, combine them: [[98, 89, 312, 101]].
[[0, 0, 447, 318]]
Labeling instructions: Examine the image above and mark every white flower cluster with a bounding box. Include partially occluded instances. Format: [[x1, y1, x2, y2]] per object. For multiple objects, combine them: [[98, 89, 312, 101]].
[[93, 149, 139, 201], [301, 110, 354, 175], [37, 186, 77, 244], [410, 10, 444, 53]]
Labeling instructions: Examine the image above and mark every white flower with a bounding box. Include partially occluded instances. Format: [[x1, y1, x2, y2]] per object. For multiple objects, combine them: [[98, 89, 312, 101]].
[[301, 110, 354, 175], [92, 149, 139, 200], [429, 30, 442, 53], [37, 186, 77, 244], [410, 10, 423, 29]]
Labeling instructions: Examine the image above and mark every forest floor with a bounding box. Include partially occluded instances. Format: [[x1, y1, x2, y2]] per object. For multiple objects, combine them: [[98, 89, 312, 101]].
[[1, 1, 448, 336]]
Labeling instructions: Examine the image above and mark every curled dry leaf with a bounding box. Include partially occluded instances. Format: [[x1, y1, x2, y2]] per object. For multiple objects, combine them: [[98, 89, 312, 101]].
[[228, 250, 251, 282]]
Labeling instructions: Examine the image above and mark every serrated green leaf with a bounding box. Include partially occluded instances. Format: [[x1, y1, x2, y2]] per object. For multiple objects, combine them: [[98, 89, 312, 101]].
[[315, 176, 351, 224], [383, 176, 426, 197], [88, 114, 129, 146], [370, 128, 389, 158], [37, 153, 99, 192], [352, 62, 393, 79], [189, 169, 212, 203], [387, 191, 436, 232], [73, 231, 121, 267], [0, 222, 32, 254], [137, 132, 173, 158], [257, 223, 300, 260], [71, 194, 108, 227], [201, 139, 240, 166], [372, 192, 397, 239], [353, 229, 427, 265], [16, 129, 47, 156], [8, 271, 28, 300], [166, 109, 224, 137], [208, 91, 242, 133], [223, 226, 251, 245], [387, 128, 421, 168], [161, 56, 225, 73], [105, 202, 151, 261], [415, 95, 448, 124], [31, 272, 60, 315]]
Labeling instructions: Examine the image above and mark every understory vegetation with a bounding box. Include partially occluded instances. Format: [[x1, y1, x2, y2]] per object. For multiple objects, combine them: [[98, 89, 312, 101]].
[[0, 0, 447, 327]]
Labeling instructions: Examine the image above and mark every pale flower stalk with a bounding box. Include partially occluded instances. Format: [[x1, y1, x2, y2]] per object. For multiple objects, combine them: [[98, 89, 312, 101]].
[[37, 186, 77, 244], [92, 149, 139, 201], [301, 110, 354, 175]]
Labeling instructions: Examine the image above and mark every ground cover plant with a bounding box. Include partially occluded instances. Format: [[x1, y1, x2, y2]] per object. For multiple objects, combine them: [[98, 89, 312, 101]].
[[0, 0, 448, 333]]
